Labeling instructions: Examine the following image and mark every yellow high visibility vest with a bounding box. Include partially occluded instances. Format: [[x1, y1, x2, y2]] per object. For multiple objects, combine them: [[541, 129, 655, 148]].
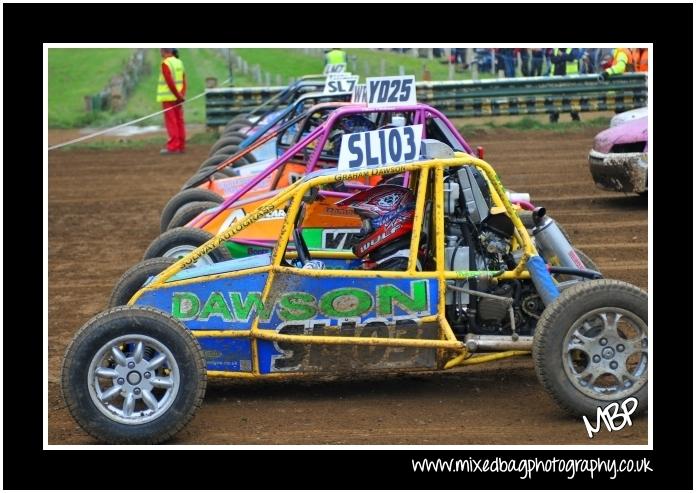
[[553, 48, 579, 75], [157, 56, 185, 102], [325, 49, 347, 65]]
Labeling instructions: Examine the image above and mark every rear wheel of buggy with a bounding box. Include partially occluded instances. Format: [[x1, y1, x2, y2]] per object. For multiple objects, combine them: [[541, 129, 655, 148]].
[[108, 257, 176, 308], [144, 227, 231, 265], [532, 279, 648, 417], [61, 306, 207, 444], [160, 189, 223, 233]]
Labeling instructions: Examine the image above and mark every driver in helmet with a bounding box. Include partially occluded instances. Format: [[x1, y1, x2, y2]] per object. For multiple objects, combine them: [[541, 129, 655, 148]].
[[336, 184, 418, 271], [324, 114, 376, 157]]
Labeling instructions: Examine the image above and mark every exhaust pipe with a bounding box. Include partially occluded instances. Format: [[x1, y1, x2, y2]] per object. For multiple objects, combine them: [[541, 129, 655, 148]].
[[464, 334, 534, 352]]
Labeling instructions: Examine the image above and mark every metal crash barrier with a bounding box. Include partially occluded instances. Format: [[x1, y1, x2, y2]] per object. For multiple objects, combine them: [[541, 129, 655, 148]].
[[205, 73, 647, 127]]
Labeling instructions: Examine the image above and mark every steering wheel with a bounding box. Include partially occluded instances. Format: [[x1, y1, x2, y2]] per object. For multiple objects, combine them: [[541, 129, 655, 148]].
[[293, 228, 311, 267]]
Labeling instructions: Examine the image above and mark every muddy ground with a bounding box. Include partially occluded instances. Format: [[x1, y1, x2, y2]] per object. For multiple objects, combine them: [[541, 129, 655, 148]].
[[48, 127, 648, 445]]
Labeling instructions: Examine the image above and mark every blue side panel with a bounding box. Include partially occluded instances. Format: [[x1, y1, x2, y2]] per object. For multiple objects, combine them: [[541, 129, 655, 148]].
[[256, 275, 439, 374], [134, 272, 269, 331], [134, 273, 270, 372], [199, 338, 253, 372], [320, 258, 364, 270], [135, 272, 439, 374]]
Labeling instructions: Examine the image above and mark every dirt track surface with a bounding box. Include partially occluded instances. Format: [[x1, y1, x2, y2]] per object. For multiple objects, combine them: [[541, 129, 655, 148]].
[[48, 128, 648, 445]]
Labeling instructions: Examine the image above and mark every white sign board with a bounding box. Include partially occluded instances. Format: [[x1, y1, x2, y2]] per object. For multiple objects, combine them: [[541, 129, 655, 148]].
[[323, 75, 359, 94], [351, 84, 367, 103], [326, 72, 354, 81], [338, 124, 423, 170], [323, 63, 347, 75], [366, 75, 417, 108]]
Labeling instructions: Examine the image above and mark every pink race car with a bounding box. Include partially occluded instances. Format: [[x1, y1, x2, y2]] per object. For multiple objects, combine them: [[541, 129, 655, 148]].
[[588, 114, 648, 195]]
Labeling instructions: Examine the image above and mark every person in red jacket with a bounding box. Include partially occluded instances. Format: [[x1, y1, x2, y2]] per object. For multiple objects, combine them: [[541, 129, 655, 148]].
[[157, 48, 187, 154]]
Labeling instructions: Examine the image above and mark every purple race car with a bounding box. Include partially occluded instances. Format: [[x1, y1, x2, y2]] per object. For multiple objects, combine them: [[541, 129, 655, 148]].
[[588, 115, 648, 195]]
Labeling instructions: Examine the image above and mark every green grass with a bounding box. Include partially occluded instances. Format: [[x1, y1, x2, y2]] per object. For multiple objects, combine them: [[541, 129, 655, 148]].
[[48, 48, 135, 127], [231, 48, 491, 83], [49, 48, 239, 128]]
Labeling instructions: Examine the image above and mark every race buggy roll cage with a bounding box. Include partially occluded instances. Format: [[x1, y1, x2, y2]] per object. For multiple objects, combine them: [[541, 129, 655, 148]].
[[188, 103, 476, 233], [131, 152, 552, 379]]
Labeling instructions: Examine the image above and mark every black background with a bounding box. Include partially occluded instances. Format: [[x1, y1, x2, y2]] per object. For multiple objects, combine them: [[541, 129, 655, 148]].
[[4, 2, 691, 490]]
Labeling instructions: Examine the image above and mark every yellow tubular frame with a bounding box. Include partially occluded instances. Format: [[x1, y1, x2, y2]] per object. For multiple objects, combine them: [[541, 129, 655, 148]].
[[129, 154, 539, 377]]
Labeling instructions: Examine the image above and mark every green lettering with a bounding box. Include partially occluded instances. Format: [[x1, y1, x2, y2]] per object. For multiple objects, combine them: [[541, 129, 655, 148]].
[[199, 291, 233, 321], [229, 292, 272, 322], [377, 280, 428, 316], [320, 288, 373, 318], [279, 292, 317, 321], [171, 292, 200, 320]]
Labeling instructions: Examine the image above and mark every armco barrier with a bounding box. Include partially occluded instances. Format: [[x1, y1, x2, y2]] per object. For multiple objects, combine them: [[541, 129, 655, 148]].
[[205, 73, 647, 127]]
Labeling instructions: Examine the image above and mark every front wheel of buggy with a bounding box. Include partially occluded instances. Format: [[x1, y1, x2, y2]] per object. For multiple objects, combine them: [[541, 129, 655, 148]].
[[160, 189, 223, 233], [144, 227, 231, 265], [166, 201, 221, 230], [532, 279, 648, 417], [61, 306, 207, 444]]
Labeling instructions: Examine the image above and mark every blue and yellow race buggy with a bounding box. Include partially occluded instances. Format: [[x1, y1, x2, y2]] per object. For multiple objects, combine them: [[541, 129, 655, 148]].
[[62, 147, 649, 444]]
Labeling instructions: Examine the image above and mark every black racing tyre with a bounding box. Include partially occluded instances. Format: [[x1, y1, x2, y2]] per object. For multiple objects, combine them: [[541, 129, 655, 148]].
[[218, 167, 239, 177], [221, 131, 248, 143], [209, 136, 244, 156], [108, 257, 177, 308], [165, 201, 222, 230], [223, 122, 251, 133], [241, 151, 257, 163], [213, 144, 240, 156], [160, 189, 223, 233], [226, 116, 253, 127], [229, 113, 250, 123], [532, 279, 648, 417], [144, 227, 231, 263], [212, 145, 250, 166], [61, 306, 207, 444], [221, 129, 247, 139], [181, 169, 233, 191], [198, 154, 231, 171]]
